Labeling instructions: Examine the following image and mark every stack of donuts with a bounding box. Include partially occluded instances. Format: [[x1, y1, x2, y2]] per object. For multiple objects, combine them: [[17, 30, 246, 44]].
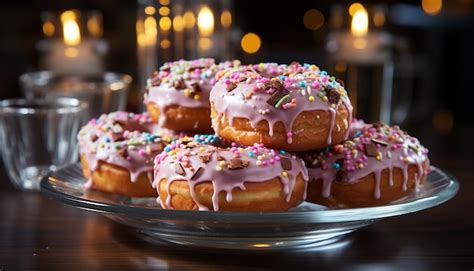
[[78, 58, 430, 211]]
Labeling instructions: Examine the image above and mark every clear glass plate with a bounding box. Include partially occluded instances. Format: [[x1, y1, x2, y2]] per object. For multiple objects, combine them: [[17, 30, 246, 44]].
[[40, 164, 459, 250]]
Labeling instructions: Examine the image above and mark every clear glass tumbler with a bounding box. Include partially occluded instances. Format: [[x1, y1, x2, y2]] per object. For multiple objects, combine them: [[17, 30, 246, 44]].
[[19, 71, 131, 121], [0, 98, 87, 190]]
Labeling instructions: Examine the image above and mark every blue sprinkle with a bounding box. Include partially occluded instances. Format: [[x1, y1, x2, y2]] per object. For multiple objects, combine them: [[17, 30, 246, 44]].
[[248, 152, 254, 158], [332, 163, 341, 169], [164, 146, 171, 152], [298, 81, 306, 87], [303, 63, 311, 68], [279, 75, 286, 81], [105, 138, 111, 143], [279, 150, 286, 154], [320, 70, 328, 76], [354, 131, 362, 138]]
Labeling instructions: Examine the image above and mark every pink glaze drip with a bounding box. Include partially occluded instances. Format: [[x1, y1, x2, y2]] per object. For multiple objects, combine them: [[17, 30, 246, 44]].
[[301, 123, 430, 200], [77, 111, 174, 187], [144, 58, 241, 127], [153, 138, 309, 211], [210, 63, 353, 147]]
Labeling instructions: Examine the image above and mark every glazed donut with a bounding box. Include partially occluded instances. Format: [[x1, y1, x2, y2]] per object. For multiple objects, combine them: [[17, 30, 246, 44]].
[[153, 137, 308, 211], [78, 111, 174, 197], [144, 58, 240, 133], [210, 62, 353, 151], [301, 122, 430, 208]]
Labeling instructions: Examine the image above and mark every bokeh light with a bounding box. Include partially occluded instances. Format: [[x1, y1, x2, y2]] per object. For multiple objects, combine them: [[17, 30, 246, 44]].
[[303, 9, 325, 31], [241, 33, 261, 54]]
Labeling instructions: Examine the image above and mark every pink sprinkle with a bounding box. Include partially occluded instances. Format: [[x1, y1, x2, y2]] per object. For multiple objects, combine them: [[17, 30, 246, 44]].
[[138, 149, 146, 156], [275, 156, 281, 161], [262, 160, 268, 166], [126, 156, 132, 161], [270, 159, 275, 164], [312, 81, 320, 89]]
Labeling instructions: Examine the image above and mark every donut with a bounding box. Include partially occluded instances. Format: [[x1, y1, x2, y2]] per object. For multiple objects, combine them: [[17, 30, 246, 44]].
[[144, 58, 241, 133], [78, 111, 174, 197], [301, 122, 430, 208], [210, 62, 353, 151], [153, 137, 309, 211]]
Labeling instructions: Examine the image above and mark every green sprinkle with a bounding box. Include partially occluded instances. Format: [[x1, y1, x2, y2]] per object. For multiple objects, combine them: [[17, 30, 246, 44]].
[[274, 95, 290, 108]]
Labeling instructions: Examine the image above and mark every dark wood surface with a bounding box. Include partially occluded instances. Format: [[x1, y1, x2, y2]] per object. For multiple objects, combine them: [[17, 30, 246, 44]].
[[0, 130, 473, 271]]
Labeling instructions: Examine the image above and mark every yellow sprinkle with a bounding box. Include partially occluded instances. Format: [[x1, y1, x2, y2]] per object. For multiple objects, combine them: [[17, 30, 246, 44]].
[[352, 149, 358, 157], [194, 94, 201, 100], [184, 88, 191, 97], [215, 166, 222, 171], [323, 96, 328, 102], [281, 171, 288, 177], [310, 65, 317, 70], [258, 63, 264, 69], [357, 163, 364, 169], [219, 161, 226, 167], [308, 96, 315, 102], [256, 160, 262, 166]]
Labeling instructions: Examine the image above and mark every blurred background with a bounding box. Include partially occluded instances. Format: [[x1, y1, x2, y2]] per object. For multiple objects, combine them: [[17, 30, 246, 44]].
[[0, 0, 473, 165]]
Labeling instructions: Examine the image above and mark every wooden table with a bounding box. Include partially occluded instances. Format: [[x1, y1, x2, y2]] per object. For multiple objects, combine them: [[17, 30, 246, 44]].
[[0, 133, 473, 270]]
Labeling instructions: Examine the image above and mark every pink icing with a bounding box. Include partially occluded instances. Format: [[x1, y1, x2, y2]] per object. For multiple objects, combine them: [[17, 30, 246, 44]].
[[153, 138, 309, 211], [144, 58, 241, 127], [77, 111, 175, 187], [301, 123, 430, 200], [210, 63, 353, 146]]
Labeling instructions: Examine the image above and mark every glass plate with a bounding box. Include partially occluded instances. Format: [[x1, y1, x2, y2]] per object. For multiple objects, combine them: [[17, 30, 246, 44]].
[[40, 164, 458, 250]]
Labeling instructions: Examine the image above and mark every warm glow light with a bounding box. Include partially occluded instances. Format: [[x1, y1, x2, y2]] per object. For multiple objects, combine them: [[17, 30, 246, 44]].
[[144, 16, 157, 45], [159, 0, 169, 5], [87, 16, 103, 38], [335, 62, 347, 73], [64, 47, 79, 58], [43, 21, 55, 36], [144, 6, 156, 15], [159, 6, 170, 16], [160, 39, 171, 49], [432, 109, 453, 134], [173, 16, 185, 32], [198, 37, 213, 50], [422, 0, 443, 15], [349, 3, 364, 16], [303, 9, 325, 31], [197, 6, 214, 36], [253, 243, 271, 248], [183, 11, 196, 29], [220, 10, 232, 28], [61, 10, 81, 46], [351, 8, 368, 36], [159, 16, 172, 31], [373, 11, 386, 27], [352, 38, 367, 49], [241, 32, 261, 54], [136, 19, 146, 47]]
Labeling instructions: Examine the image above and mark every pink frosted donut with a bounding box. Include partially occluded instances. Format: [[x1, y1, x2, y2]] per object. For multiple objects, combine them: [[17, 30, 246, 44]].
[[153, 137, 309, 211], [144, 58, 240, 133], [78, 111, 175, 197], [301, 122, 430, 208], [210, 62, 353, 151]]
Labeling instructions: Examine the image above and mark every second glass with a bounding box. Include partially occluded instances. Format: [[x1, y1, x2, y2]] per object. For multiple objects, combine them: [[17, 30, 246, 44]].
[[20, 71, 131, 121]]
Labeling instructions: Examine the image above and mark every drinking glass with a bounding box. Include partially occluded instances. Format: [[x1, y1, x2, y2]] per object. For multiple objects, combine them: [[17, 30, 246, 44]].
[[0, 98, 87, 190], [19, 71, 131, 121]]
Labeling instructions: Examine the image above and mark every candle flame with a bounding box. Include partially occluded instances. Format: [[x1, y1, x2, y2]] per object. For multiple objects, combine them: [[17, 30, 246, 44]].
[[351, 8, 368, 36], [197, 6, 214, 36], [61, 10, 81, 46]]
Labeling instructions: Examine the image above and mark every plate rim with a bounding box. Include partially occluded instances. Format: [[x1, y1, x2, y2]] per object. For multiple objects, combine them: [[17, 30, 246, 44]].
[[40, 164, 459, 223]]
